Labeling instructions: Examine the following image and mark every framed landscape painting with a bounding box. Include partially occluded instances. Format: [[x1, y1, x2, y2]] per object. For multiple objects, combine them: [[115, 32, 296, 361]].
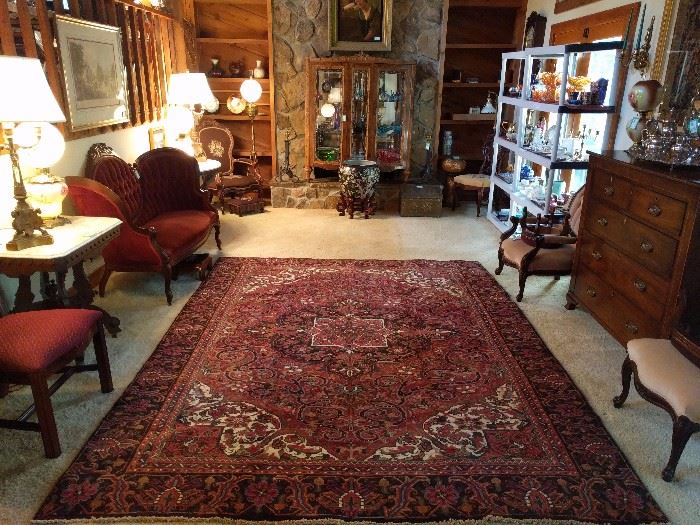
[[55, 16, 130, 132], [329, 0, 392, 52]]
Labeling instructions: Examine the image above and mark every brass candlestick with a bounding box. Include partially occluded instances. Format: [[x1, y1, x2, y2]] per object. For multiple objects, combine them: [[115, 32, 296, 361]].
[[278, 129, 298, 182]]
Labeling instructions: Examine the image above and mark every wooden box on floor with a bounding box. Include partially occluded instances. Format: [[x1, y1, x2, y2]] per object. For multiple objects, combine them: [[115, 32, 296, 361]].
[[400, 183, 443, 217]]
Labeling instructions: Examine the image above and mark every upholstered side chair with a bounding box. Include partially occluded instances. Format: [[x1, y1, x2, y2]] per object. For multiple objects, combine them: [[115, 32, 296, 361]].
[[0, 309, 112, 458], [495, 186, 585, 302], [67, 144, 221, 305], [198, 118, 262, 214]]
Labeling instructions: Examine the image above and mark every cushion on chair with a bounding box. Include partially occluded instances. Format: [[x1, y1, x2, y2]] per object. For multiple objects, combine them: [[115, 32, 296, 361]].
[[501, 238, 576, 271], [453, 174, 490, 188], [144, 210, 216, 261], [627, 338, 700, 421], [0, 310, 101, 374]]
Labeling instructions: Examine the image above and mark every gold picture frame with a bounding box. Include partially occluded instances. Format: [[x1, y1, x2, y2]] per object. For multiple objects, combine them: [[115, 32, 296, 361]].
[[655, 0, 699, 111], [329, 0, 393, 52], [148, 126, 167, 150], [55, 16, 130, 132]]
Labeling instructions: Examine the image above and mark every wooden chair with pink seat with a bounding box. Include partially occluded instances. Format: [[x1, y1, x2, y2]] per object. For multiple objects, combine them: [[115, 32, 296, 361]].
[[495, 186, 585, 302], [0, 309, 113, 458]]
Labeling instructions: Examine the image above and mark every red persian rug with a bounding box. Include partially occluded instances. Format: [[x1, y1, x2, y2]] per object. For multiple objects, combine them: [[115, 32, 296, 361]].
[[35, 258, 667, 524]]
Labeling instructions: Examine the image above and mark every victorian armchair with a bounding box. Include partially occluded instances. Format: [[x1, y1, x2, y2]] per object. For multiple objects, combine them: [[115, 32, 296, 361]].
[[198, 118, 262, 213], [495, 186, 584, 302], [66, 144, 221, 305]]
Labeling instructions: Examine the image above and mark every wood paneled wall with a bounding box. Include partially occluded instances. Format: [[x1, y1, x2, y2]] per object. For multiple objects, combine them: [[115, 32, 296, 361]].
[[0, 0, 183, 140]]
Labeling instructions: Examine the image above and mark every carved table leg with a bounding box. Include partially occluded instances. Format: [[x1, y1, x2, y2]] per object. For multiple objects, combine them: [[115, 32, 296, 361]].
[[13, 275, 35, 312], [69, 262, 121, 337]]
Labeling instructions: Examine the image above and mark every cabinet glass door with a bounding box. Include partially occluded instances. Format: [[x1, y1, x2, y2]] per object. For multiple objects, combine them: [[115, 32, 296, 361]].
[[350, 68, 370, 159], [314, 69, 343, 163], [375, 69, 406, 171]]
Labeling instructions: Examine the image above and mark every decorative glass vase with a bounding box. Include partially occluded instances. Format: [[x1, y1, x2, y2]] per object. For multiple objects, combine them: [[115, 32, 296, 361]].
[[207, 58, 224, 78], [253, 60, 266, 79]]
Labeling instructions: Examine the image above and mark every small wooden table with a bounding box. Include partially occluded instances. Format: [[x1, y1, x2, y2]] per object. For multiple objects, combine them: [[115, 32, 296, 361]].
[[0, 216, 122, 337], [198, 158, 222, 187]]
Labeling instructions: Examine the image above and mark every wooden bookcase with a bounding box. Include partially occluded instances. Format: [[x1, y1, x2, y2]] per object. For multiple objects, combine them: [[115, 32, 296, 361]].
[[438, 0, 525, 173], [192, 0, 276, 188]]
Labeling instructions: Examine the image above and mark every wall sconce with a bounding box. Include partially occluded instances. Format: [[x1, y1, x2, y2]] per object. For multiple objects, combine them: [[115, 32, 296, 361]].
[[627, 5, 655, 73]]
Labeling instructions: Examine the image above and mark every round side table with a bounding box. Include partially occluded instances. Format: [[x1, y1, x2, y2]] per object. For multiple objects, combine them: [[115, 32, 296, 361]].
[[197, 158, 222, 187]]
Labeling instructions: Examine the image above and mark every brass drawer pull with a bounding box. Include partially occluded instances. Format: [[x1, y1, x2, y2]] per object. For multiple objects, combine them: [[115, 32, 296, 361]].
[[640, 240, 654, 253], [625, 321, 639, 334], [586, 287, 597, 297], [597, 217, 608, 226], [633, 279, 647, 292], [591, 250, 602, 261], [604, 185, 614, 197], [647, 204, 662, 217]]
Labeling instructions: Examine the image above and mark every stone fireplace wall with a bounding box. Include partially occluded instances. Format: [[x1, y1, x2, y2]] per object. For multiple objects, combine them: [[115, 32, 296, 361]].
[[271, 0, 444, 186]]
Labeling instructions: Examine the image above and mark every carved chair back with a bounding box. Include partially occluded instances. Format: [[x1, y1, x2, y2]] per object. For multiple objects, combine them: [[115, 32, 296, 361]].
[[85, 143, 143, 224], [133, 147, 204, 217], [198, 118, 234, 176]]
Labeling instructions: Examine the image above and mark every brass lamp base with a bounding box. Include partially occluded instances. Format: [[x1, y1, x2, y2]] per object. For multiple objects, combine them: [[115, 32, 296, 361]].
[[6, 197, 53, 251]]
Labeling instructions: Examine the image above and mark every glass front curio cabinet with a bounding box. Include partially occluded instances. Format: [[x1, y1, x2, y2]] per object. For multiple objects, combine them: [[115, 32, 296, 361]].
[[305, 56, 416, 180]]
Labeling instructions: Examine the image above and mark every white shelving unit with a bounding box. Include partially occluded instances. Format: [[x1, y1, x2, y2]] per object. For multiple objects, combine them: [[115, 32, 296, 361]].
[[487, 41, 624, 232]]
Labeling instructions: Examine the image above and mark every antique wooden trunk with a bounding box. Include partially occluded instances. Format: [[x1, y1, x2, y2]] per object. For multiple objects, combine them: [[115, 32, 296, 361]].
[[400, 183, 443, 217]]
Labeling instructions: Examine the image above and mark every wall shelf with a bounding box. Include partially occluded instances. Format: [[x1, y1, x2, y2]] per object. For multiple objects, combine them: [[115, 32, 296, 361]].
[[197, 37, 268, 45]]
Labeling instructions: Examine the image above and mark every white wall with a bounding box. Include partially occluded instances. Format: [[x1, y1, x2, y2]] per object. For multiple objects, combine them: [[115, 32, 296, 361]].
[[524, 0, 675, 149]]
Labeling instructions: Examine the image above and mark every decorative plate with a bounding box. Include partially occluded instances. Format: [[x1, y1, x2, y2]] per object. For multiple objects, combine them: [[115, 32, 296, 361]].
[[226, 96, 246, 115]]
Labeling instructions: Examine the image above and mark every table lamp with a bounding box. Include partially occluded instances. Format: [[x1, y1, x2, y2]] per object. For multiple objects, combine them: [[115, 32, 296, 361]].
[[240, 77, 263, 164], [0, 56, 66, 251], [167, 72, 215, 161], [18, 122, 68, 227]]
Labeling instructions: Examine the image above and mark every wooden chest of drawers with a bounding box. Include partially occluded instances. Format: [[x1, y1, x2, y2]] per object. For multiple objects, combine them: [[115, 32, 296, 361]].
[[567, 151, 700, 349]]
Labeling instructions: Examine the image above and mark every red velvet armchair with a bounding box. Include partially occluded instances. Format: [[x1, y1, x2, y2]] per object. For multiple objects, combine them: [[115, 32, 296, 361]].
[[66, 144, 221, 305]]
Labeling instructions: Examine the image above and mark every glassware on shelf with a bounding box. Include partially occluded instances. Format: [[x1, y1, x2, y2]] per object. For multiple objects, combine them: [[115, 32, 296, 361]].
[[207, 58, 224, 78]]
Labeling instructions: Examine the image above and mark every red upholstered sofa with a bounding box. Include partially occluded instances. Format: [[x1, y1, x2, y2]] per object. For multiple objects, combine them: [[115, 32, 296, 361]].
[[66, 144, 221, 305]]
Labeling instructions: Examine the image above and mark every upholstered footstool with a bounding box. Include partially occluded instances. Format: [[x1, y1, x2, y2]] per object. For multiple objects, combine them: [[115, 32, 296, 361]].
[[447, 174, 490, 216], [614, 338, 700, 481]]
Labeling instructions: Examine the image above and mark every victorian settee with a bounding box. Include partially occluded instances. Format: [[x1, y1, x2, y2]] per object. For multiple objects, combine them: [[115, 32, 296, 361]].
[[66, 144, 221, 305]]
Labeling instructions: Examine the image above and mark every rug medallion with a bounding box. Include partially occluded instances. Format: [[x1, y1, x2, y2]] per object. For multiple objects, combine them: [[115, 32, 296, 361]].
[[34, 258, 666, 523]]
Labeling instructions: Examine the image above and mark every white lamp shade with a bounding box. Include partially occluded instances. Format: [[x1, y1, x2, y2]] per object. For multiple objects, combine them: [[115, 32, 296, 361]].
[[240, 78, 263, 104], [0, 56, 65, 124], [167, 72, 215, 106], [16, 122, 65, 168]]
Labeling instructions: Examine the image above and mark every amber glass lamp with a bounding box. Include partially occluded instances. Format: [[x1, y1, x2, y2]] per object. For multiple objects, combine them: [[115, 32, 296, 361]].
[[0, 56, 66, 251]]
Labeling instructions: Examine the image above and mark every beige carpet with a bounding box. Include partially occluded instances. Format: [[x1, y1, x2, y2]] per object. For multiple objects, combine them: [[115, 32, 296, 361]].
[[0, 206, 697, 525]]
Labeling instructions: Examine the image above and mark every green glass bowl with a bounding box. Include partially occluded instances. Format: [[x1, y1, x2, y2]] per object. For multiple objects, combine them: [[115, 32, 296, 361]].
[[317, 147, 339, 162]]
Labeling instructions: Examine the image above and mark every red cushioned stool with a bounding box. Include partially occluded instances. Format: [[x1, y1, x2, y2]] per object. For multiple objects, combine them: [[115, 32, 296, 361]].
[[0, 309, 113, 458]]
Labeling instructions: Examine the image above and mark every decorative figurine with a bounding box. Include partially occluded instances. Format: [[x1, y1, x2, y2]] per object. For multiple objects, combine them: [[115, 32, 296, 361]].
[[207, 57, 224, 78]]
